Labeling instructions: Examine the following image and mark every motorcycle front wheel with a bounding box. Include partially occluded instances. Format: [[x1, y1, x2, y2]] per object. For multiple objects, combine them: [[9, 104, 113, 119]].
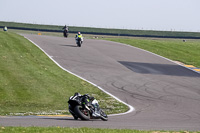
[[74, 105, 90, 120], [100, 110, 108, 121]]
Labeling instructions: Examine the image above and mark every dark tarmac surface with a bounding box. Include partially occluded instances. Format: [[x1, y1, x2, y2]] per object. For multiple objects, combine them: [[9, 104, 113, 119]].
[[1, 35, 200, 131]]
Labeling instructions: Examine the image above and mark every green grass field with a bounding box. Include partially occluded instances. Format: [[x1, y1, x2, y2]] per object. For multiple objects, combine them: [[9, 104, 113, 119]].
[[0, 31, 128, 115], [1, 127, 199, 133]]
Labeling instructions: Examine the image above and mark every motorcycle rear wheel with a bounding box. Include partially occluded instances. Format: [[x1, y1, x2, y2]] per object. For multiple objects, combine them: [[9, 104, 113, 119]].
[[74, 105, 90, 120], [63, 31, 68, 38], [77, 41, 81, 47]]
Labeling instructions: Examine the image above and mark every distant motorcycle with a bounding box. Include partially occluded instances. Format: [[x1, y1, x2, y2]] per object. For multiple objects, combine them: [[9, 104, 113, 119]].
[[68, 94, 108, 121]]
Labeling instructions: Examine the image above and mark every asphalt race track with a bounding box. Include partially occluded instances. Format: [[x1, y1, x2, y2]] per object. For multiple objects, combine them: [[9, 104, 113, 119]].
[[1, 34, 200, 131]]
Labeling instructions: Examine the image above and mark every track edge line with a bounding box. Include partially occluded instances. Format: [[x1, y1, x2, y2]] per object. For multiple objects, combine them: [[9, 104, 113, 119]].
[[23, 35, 135, 117]]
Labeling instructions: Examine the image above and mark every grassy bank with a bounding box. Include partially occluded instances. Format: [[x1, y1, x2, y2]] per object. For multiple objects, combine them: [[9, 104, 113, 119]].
[[104, 37, 200, 68], [1, 127, 199, 133], [0, 31, 128, 115]]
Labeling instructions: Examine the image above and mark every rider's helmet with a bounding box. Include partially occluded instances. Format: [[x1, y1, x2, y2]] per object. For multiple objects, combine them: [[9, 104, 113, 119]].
[[83, 94, 94, 101], [83, 94, 90, 99], [78, 32, 81, 35], [74, 92, 81, 97]]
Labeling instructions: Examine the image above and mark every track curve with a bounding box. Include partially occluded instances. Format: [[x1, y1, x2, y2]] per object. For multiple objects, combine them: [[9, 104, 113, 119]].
[[1, 34, 200, 131]]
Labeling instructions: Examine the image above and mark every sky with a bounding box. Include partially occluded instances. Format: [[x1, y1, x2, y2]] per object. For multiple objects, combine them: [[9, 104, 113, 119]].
[[0, 0, 200, 32]]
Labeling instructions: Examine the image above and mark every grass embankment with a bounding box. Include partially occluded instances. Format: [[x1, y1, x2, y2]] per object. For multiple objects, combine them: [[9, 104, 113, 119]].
[[0, 31, 128, 115], [0, 127, 199, 133], [104, 38, 200, 68]]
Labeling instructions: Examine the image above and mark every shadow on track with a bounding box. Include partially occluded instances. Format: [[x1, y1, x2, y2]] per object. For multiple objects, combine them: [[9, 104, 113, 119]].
[[119, 61, 200, 77], [60, 44, 77, 47], [39, 117, 103, 122]]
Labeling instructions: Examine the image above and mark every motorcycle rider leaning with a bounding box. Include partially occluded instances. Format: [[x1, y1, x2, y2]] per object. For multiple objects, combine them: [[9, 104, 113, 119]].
[[74, 93, 101, 118], [75, 32, 83, 44]]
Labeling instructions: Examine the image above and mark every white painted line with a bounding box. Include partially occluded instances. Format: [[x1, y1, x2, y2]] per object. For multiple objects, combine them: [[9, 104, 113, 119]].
[[23, 36, 135, 116]]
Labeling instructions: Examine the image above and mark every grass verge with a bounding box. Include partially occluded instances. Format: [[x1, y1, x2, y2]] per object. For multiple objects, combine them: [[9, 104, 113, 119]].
[[0, 127, 199, 133], [0, 31, 128, 115]]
